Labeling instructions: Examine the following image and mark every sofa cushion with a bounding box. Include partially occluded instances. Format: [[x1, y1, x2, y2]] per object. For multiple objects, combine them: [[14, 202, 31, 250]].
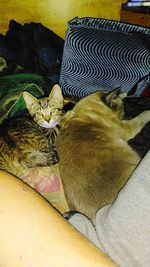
[[60, 17, 150, 98]]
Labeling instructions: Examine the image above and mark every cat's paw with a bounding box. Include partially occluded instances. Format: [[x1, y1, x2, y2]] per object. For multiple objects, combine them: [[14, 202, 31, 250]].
[[65, 110, 76, 120], [48, 147, 59, 165], [60, 110, 76, 127]]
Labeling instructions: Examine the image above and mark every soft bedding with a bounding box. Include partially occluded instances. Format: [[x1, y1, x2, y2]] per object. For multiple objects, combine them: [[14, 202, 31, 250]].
[[0, 18, 150, 214]]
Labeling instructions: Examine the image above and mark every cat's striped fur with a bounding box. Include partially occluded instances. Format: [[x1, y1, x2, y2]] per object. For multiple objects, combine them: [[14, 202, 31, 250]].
[[0, 84, 72, 177]]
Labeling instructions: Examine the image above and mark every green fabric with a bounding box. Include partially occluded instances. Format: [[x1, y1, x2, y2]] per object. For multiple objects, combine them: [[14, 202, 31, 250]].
[[0, 73, 52, 124]]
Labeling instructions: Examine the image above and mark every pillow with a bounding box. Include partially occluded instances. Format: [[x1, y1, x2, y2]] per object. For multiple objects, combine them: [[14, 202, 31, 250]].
[[60, 17, 150, 98]]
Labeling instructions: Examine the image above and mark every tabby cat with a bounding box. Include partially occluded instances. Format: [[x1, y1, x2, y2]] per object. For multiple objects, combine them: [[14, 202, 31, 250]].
[[57, 88, 150, 220], [0, 84, 71, 177]]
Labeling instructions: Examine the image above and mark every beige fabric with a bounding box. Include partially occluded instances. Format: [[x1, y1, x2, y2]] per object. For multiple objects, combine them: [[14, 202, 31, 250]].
[[20, 164, 69, 214]]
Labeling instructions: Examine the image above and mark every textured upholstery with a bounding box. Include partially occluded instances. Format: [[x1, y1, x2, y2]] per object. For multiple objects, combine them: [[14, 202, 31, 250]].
[[60, 17, 150, 98]]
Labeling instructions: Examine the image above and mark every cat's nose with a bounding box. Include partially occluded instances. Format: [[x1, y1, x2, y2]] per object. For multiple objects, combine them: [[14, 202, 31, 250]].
[[45, 115, 50, 121]]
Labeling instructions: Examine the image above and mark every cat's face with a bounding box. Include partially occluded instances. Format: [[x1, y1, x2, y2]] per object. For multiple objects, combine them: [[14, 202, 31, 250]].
[[23, 84, 64, 128], [102, 88, 127, 119], [73, 87, 126, 120]]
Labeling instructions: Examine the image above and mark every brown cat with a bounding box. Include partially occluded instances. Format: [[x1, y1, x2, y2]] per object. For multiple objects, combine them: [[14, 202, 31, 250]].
[[57, 88, 150, 220]]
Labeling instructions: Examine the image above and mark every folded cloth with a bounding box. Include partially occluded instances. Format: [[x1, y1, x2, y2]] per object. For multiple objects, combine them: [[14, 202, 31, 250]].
[[21, 164, 69, 214], [0, 20, 64, 83]]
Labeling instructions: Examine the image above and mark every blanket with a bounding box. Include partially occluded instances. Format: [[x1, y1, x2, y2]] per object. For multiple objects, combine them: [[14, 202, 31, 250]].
[[0, 72, 53, 124]]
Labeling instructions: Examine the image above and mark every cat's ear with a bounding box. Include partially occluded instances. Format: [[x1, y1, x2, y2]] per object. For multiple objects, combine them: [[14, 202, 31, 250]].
[[23, 91, 38, 110], [49, 84, 64, 104], [119, 92, 127, 99], [103, 87, 126, 108]]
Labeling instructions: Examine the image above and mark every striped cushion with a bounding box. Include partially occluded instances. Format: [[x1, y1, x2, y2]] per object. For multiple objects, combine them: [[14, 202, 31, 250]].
[[60, 17, 150, 98]]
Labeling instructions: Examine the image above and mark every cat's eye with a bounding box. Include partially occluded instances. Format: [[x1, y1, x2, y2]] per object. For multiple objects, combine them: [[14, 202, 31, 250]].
[[36, 112, 42, 116], [51, 108, 56, 112]]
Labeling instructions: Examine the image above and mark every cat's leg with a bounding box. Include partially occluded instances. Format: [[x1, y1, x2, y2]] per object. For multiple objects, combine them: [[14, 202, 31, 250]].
[[21, 148, 59, 168], [44, 111, 76, 166], [41, 131, 59, 165], [19, 139, 59, 168], [60, 110, 76, 128], [122, 110, 150, 141], [47, 144, 59, 165]]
